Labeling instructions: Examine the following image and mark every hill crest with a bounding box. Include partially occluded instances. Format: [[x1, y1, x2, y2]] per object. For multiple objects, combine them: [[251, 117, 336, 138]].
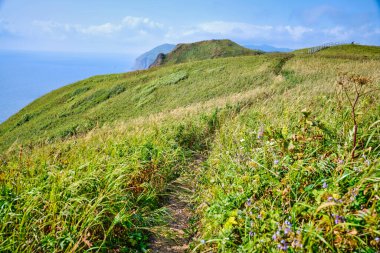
[[149, 39, 261, 68]]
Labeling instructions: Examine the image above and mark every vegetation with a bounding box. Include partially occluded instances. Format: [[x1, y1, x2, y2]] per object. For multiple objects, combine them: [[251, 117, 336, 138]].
[[151, 39, 261, 67], [0, 52, 277, 152], [0, 41, 379, 252]]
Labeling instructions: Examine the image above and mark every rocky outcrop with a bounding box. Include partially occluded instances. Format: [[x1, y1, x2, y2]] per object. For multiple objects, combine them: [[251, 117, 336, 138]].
[[133, 44, 175, 70], [149, 53, 167, 68]]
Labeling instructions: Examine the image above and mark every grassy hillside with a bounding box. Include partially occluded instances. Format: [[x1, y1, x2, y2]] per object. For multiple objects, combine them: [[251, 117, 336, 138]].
[[0, 44, 379, 252], [293, 44, 380, 59], [150, 39, 261, 67], [0, 53, 279, 152]]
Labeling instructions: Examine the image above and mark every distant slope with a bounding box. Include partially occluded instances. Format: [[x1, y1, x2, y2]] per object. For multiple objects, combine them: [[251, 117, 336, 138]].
[[293, 44, 380, 58], [315, 44, 380, 57], [244, 44, 292, 52], [150, 39, 261, 67], [133, 44, 175, 70]]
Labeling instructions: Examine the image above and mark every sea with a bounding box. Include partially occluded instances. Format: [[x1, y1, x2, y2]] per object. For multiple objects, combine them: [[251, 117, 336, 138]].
[[0, 50, 135, 123]]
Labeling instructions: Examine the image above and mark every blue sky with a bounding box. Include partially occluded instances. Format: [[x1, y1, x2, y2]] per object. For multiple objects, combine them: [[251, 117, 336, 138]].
[[0, 0, 379, 55]]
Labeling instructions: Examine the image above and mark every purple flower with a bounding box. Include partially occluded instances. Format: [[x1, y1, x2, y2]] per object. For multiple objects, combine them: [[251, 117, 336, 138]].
[[322, 182, 328, 189], [293, 239, 303, 248], [365, 160, 371, 166], [274, 159, 279, 165], [201, 239, 205, 244], [272, 234, 277, 240], [246, 198, 252, 206], [338, 159, 344, 164], [284, 227, 291, 235], [278, 240, 288, 251], [257, 127, 264, 139], [332, 214, 345, 224], [328, 196, 333, 201], [257, 214, 262, 219], [249, 231, 254, 237], [375, 237, 379, 242], [285, 220, 291, 227]]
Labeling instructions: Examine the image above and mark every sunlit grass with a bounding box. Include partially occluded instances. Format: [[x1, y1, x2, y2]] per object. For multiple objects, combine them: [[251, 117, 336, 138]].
[[0, 44, 379, 252]]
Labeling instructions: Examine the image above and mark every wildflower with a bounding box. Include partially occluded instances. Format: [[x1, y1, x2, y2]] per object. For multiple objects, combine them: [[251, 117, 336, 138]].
[[365, 159, 370, 166], [257, 214, 262, 219], [285, 220, 291, 227], [246, 198, 252, 206], [257, 126, 264, 139], [278, 240, 288, 251], [274, 159, 279, 165], [327, 196, 333, 201], [200, 239, 205, 244], [284, 227, 291, 235], [249, 231, 254, 237], [272, 234, 277, 240], [375, 237, 380, 242], [338, 159, 344, 164], [332, 214, 344, 224], [322, 182, 328, 189], [350, 188, 358, 201], [293, 239, 303, 249]]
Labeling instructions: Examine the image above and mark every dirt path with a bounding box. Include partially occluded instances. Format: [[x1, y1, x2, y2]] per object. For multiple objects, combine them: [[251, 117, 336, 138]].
[[149, 156, 204, 253]]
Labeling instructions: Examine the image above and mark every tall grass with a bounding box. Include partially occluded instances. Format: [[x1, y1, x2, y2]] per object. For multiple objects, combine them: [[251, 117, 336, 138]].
[[0, 44, 379, 252]]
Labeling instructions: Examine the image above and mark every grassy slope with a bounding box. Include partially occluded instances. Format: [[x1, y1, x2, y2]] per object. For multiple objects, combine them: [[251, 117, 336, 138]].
[[0, 45, 380, 252], [0, 54, 278, 152], [153, 39, 261, 66], [293, 44, 380, 58]]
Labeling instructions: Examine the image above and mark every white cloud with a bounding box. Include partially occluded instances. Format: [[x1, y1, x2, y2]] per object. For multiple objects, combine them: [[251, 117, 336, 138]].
[[166, 21, 313, 43], [322, 26, 356, 41], [197, 21, 273, 38], [80, 23, 122, 35], [33, 16, 164, 36], [122, 16, 163, 29], [280, 26, 313, 40], [11, 16, 380, 53]]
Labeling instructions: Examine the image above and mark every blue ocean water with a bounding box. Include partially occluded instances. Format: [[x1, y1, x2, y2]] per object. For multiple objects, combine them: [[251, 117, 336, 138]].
[[0, 50, 135, 123]]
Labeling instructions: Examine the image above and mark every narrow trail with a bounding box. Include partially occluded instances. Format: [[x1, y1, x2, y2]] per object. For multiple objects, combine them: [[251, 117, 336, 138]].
[[149, 156, 205, 253]]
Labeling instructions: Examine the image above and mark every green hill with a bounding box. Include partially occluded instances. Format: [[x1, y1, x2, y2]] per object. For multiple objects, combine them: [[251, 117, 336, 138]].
[[294, 44, 380, 58], [149, 39, 261, 67], [0, 43, 379, 252], [0, 53, 276, 152]]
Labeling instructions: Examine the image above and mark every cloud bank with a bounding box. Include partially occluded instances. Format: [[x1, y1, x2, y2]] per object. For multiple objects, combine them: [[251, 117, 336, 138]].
[[2, 15, 379, 53]]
